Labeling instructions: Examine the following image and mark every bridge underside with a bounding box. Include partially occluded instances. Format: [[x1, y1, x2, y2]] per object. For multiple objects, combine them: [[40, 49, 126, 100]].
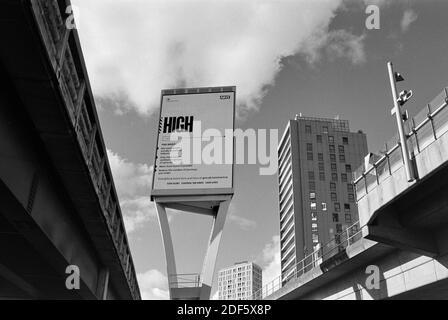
[[364, 131, 448, 258], [389, 277, 448, 300], [0, 187, 86, 299], [0, 0, 139, 299], [0, 65, 109, 299], [267, 239, 448, 300]]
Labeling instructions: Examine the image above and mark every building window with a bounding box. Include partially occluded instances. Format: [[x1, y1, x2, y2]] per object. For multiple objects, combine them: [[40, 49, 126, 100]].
[[339, 154, 346, 163], [331, 173, 338, 181], [345, 164, 352, 173], [345, 214, 352, 224], [318, 162, 325, 171], [323, 126, 329, 133], [331, 163, 337, 172], [347, 184, 354, 193], [332, 213, 339, 222], [348, 193, 355, 202], [312, 223, 318, 232], [308, 171, 315, 180], [318, 153, 324, 161], [334, 202, 341, 212], [317, 135, 322, 143], [329, 144, 335, 153], [330, 182, 336, 191], [306, 143, 313, 151], [344, 203, 350, 212], [331, 192, 337, 201], [305, 125, 312, 134], [341, 173, 348, 182], [310, 192, 316, 200], [319, 172, 325, 181], [336, 223, 343, 233], [312, 234, 319, 243], [343, 137, 349, 145], [309, 181, 316, 190], [307, 152, 314, 161], [335, 234, 341, 244], [310, 202, 317, 210], [322, 202, 327, 211], [338, 145, 345, 154], [330, 154, 336, 162], [328, 136, 334, 143], [311, 212, 317, 221]]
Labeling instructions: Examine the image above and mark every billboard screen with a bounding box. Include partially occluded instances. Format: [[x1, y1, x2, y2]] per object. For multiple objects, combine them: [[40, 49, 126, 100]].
[[151, 87, 235, 197]]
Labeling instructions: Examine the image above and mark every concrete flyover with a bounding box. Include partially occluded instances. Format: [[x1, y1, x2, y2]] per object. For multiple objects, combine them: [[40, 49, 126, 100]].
[[0, 0, 140, 299], [265, 87, 448, 300], [266, 237, 448, 300], [356, 88, 448, 258]]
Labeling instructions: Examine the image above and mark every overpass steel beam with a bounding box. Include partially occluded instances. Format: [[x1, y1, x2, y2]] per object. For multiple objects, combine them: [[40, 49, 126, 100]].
[[0, 180, 95, 300], [74, 80, 86, 125], [0, 262, 41, 299], [56, 27, 71, 79], [96, 268, 110, 300]]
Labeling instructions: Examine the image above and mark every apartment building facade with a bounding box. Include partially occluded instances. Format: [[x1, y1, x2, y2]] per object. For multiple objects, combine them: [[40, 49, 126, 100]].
[[278, 116, 368, 283], [217, 261, 262, 300]]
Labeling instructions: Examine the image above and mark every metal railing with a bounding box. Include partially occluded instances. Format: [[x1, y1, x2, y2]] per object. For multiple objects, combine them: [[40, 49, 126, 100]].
[[32, 0, 140, 299], [293, 116, 351, 132], [246, 221, 365, 300], [354, 87, 448, 199], [169, 273, 202, 288]]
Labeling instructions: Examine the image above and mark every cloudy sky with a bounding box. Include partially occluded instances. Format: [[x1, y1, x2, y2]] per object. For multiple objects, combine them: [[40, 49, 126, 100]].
[[71, 0, 448, 299]]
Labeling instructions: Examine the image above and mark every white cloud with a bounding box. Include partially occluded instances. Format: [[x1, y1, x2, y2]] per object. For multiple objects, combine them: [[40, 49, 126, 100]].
[[121, 196, 157, 233], [401, 9, 418, 33], [228, 214, 257, 231], [107, 149, 154, 233], [72, 0, 364, 116], [137, 269, 169, 300], [106, 150, 152, 200], [303, 29, 366, 65], [325, 31, 366, 64], [226, 203, 256, 231], [258, 236, 281, 288]]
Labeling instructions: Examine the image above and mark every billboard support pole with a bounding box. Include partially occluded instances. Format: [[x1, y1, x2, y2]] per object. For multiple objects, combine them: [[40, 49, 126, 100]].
[[154, 195, 231, 300], [199, 198, 230, 300], [155, 202, 177, 293]]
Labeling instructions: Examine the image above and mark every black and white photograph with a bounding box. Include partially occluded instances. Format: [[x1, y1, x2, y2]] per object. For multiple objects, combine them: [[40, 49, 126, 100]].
[[0, 0, 447, 309]]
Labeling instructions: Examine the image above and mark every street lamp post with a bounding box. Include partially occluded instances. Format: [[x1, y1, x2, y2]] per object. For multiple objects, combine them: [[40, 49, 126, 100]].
[[387, 61, 414, 182]]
